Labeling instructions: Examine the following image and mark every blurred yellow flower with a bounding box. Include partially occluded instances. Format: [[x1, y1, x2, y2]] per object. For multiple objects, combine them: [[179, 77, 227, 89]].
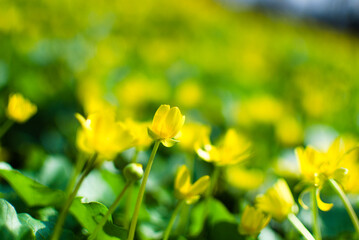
[[123, 119, 152, 150], [76, 111, 135, 159], [236, 95, 284, 126], [115, 76, 170, 108], [275, 116, 303, 146], [196, 128, 251, 166], [148, 104, 185, 147], [226, 166, 264, 190], [6, 93, 37, 123], [256, 179, 296, 221], [179, 122, 210, 153], [174, 81, 203, 109], [174, 165, 210, 204], [239, 205, 271, 236]]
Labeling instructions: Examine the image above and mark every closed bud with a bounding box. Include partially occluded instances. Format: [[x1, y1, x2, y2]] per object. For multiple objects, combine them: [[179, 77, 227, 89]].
[[123, 163, 144, 182]]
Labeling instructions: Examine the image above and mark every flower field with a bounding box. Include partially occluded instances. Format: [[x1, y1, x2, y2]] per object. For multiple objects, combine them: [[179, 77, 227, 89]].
[[1, 0, 359, 239]]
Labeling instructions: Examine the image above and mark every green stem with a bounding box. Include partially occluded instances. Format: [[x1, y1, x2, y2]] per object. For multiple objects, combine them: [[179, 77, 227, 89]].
[[311, 187, 322, 240], [207, 166, 220, 198], [90, 181, 132, 240], [65, 154, 86, 197], [202, 166, 220, 222], [124, 149, 140, 228], [328, 178, 359, 235], [127, 140, 160, 240], [131, 149, 139, 163], [163, 200, 184, 240], [51, 154, 98, 240], [287, 213, 315, 240], [0, 120, 14, 139]]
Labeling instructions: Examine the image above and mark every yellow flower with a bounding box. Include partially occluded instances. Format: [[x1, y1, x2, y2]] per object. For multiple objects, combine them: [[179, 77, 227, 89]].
[[6, 93, 37, 123], [196, 128, 251, 166], [148, 104, 185, 147], [76, 111, 135, 159], [174, 165, 210, 204], [295, 138, 346, 186], [295, 138, 350, 211], [123, 119, 152, 150], [256, 179, 296, 222], [275, 116, 303, 146], [239, 205, 271, 236], [179, 122, 210, 152]]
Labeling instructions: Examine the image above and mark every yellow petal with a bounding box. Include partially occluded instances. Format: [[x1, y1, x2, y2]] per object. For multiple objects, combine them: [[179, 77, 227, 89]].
[[188, 175, 210, 196], [196, 148, 211, 161], [151, 104, 170, 134], [75, 113, 87, 128], [162, 106, 183, 138], [316, 187, 333, 211], [175, 165, 191, 196], [7, 93, 37, 123]]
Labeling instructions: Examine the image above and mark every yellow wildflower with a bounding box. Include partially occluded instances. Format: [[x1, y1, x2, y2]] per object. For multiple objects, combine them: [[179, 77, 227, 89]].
[[275, 116, 303, 146], [196, 128, 250, 166], [174, 165, 210, 204], [179, 122, 210, 152], [6, 93, 37, 123], [76, 111, 134, 159], [239, 205, 271, 236], [256, 179, 296, 221], [296, 138, 346, 186], [295, 138, 351, 211], [148, 104, 185, 147], [174, 81, 203, 109]]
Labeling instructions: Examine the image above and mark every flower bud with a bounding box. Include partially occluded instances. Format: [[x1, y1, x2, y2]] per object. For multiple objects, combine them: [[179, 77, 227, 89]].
[[123, 163, 144, 182]]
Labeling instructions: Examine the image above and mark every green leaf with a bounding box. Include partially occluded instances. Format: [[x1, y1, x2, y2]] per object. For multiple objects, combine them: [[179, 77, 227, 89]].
[[189, 198, 236, 236], [70, 197, 127, 240], [18, 213, 51, 240], [0, 199, 34, 240], [0, 199, 75, 240], [70, 197, 109, 233], [207, 198, 236, 225], [0, 167, 65, 207]]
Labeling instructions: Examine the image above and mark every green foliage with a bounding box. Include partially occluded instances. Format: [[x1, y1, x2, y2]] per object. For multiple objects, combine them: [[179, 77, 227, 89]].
[[0, 199, 33, 240], [70, 197, 127, 239], [189, 198, 236, 237], [0, 167, 65, 208]]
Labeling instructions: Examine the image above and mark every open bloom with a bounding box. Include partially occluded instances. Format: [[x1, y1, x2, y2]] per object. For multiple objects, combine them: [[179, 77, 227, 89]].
[[174, 165, 210, 204], [6, 93, 37, 123], [148, 104, 185, 147], [256, 179, 296, 222], [196, 128, 251, 166], [76, 111, 135, 159], [239, 205, 271, 236], [295, 138, 349, 211]]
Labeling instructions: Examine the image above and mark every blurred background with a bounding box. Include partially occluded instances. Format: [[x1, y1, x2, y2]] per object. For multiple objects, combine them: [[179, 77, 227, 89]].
[[1, 0, 359, 239]]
